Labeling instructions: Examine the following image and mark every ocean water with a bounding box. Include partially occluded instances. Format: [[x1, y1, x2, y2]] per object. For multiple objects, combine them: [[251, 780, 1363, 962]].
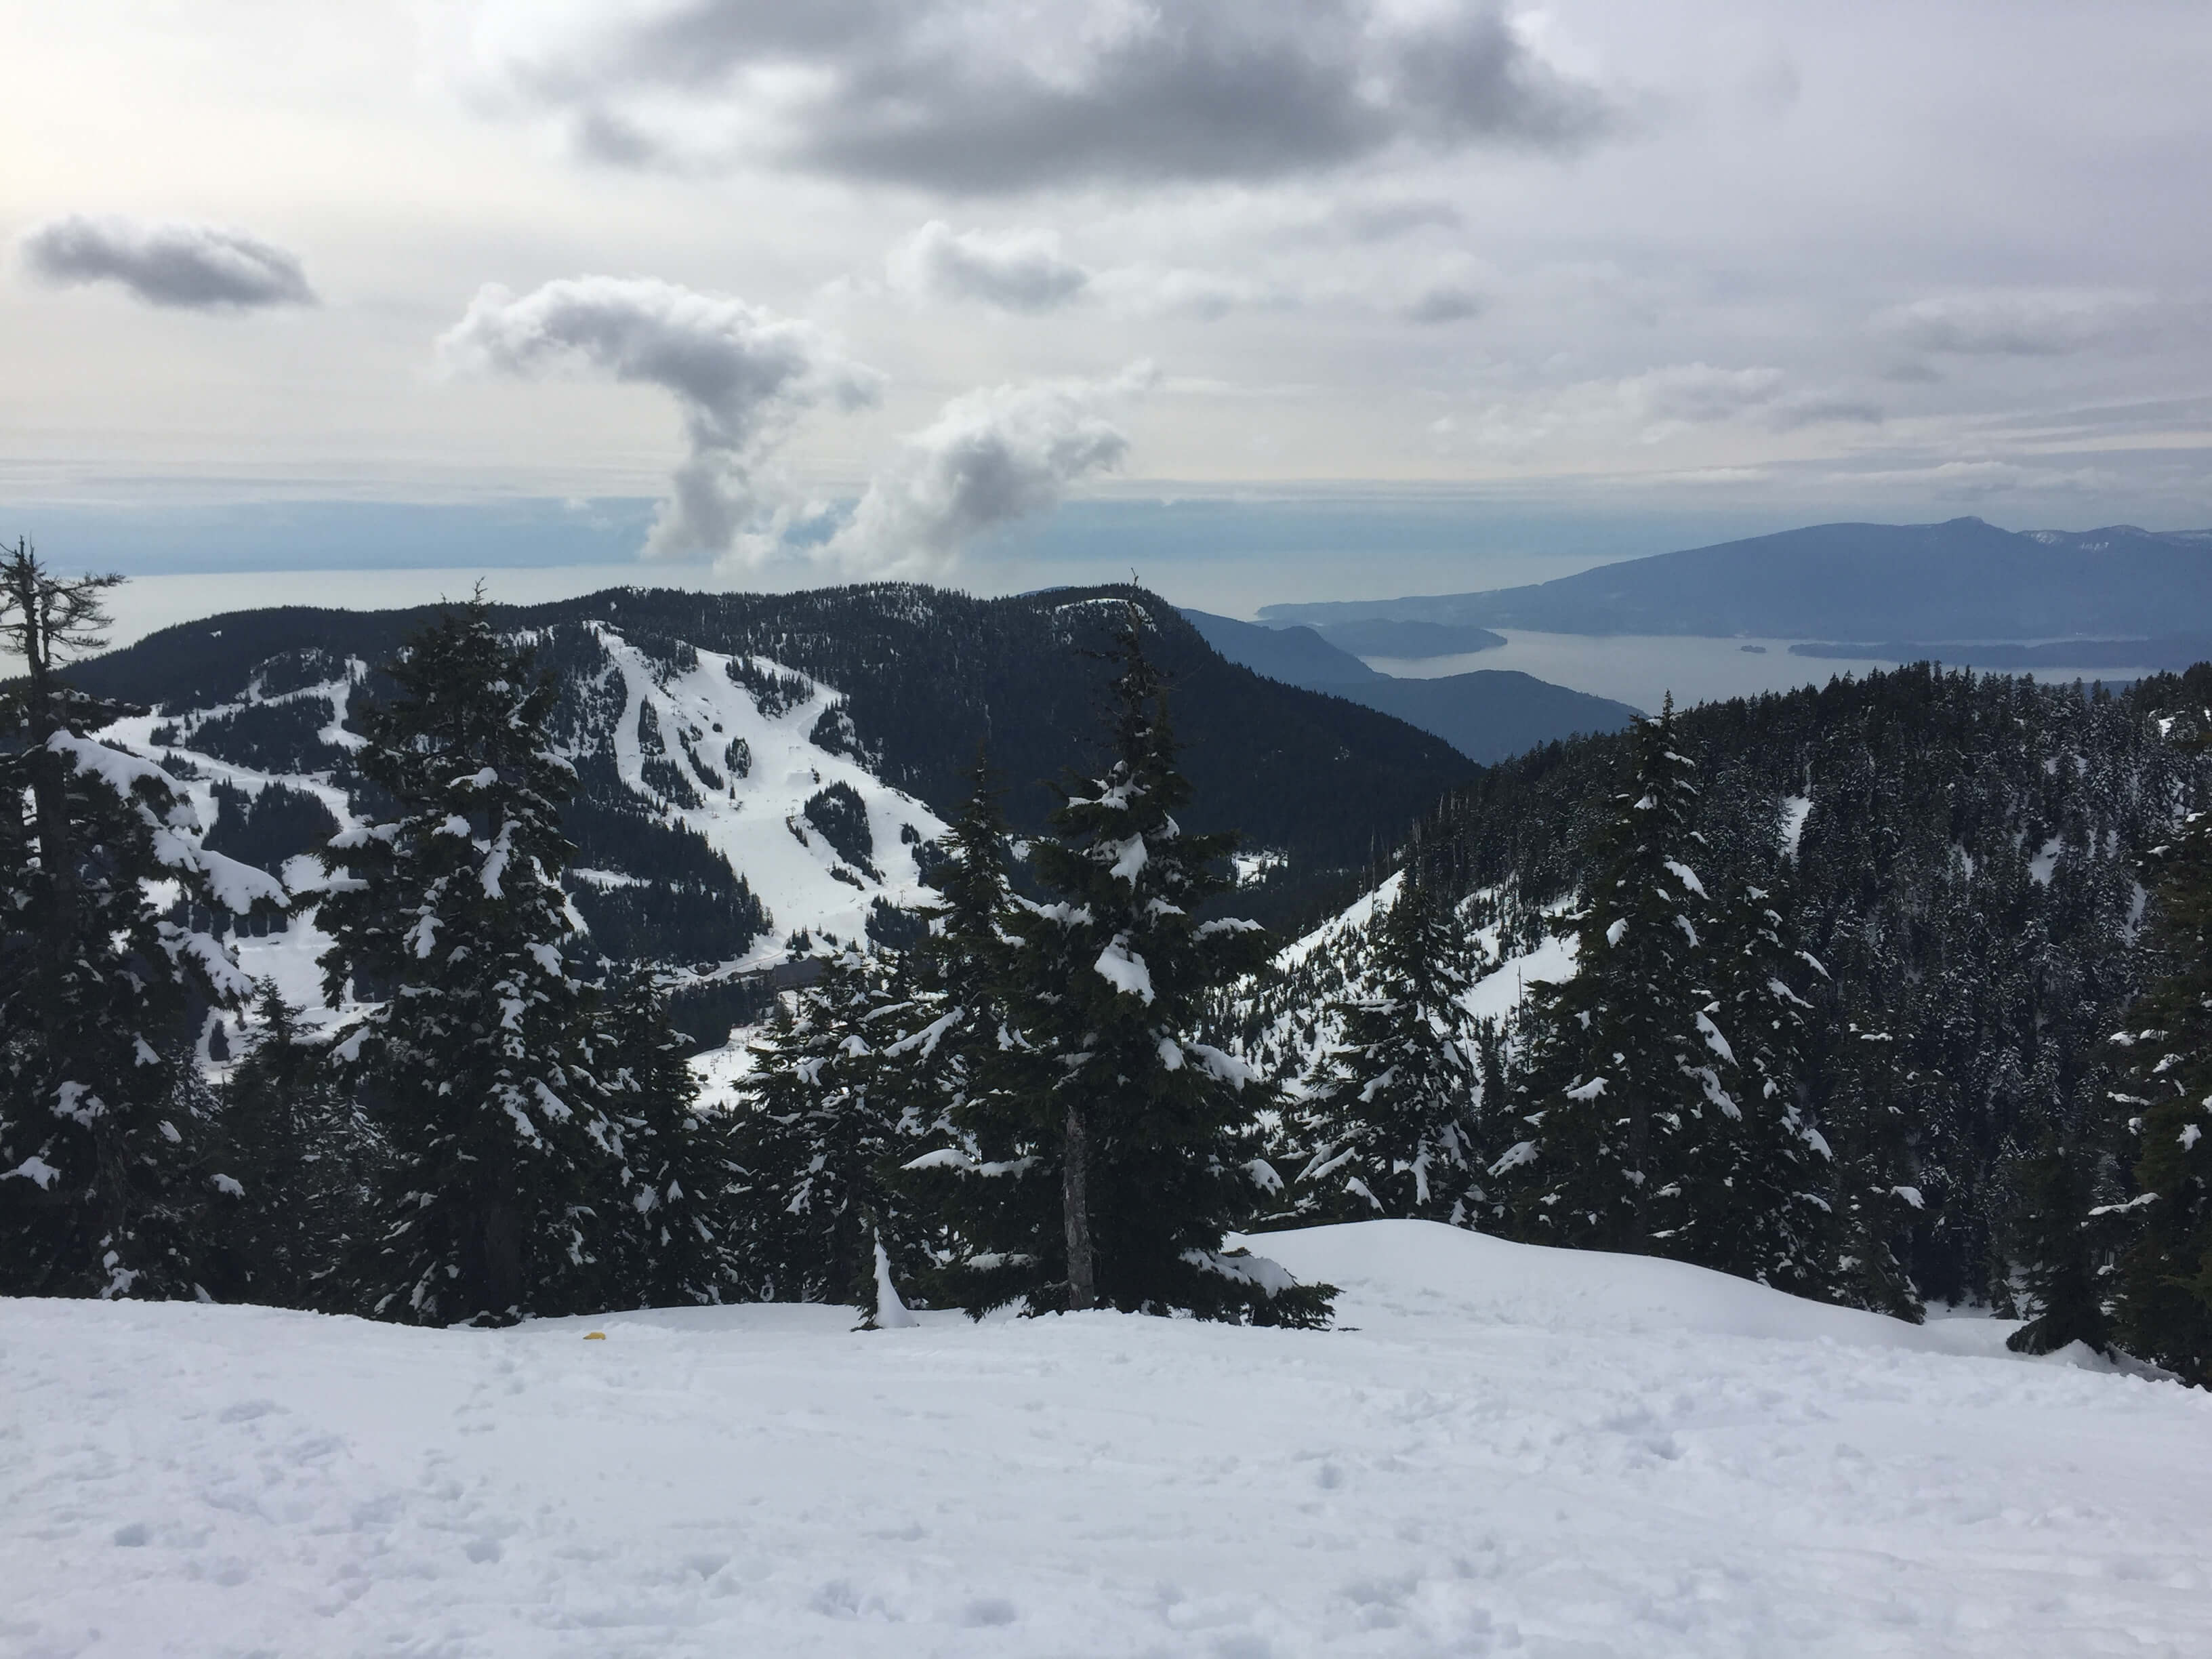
[[1367, 633, 2154, 714]]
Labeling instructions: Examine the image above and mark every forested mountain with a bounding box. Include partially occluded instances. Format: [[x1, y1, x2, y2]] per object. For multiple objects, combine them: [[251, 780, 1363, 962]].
[[1181, 607, 1640, 762], [62, 584, 1474, 1041], [1259, 517, 2212, 641], [1227, 661, 2212, 1314]]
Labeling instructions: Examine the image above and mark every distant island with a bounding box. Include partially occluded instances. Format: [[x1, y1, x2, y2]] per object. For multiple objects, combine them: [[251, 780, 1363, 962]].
[[1259, 518, 2212, 644]]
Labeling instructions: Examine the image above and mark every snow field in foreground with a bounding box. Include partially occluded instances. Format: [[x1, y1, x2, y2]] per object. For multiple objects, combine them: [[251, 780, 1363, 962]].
[[4, 1221, 2209, 1658]]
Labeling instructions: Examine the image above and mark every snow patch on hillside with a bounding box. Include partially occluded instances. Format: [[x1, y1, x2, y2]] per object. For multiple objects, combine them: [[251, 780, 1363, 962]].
[[6, 1220, 2208, 1657]]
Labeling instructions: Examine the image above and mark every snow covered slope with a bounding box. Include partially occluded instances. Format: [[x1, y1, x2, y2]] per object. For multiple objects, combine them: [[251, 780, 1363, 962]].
[[96, 625, 950, 1029], [7, 1221, 2207, 1657], [581, 626, 949, 966]]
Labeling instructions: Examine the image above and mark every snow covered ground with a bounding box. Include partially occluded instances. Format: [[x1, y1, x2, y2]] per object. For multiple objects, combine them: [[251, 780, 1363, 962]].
[[5, 1222, 2209, 1658]]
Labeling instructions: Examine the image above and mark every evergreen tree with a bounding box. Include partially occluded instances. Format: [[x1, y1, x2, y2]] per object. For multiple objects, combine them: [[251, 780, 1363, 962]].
[[1677, 877, 1837, 1294], [1, 541, 279, 1298], [2108, 792, 2212, 1382], [934, 607, 1332, 1324], [205, 982, 379, 1310], [883, 757, 1051, 1311], [729, 950, 915, 1307], [1823, 1018, 1928, 1322], [1492, 698, 1729, 1254], [2003, 1131, 2112, 1355], [318, 601, 627, 1326], [1293, 862, 1483, 1223], [602, 970, 740, 1308]]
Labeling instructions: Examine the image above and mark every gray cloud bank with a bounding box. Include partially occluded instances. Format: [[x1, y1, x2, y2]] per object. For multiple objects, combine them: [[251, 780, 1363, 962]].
[[469, 0, 1616, 191], [20, 216, 315, 310], [438, 276, 880, 560]]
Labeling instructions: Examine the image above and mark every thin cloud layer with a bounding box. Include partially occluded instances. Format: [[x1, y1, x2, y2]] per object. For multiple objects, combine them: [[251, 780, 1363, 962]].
[[1871, 292, 2150, 358], [438, 276, 880, 560], [816, 366, 1149, 577], [886, 222, 1284, 319], [466, 0, 1617, 191], [1458, 363, 1879, 454], [20, 216, 315, 310]]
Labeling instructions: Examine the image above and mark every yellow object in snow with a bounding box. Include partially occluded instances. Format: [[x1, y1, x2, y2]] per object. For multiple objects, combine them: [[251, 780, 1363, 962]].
[[583, 1331, 607, 1340]]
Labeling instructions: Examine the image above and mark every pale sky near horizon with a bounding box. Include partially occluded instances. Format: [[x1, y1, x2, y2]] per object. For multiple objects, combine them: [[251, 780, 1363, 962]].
[[5, 2, 2209, 602]]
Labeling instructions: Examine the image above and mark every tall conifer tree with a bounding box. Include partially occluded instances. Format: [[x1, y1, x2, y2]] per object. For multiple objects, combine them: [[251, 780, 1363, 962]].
[[2108, 791, 2212, 1382], [205, 982, 379, 1309], [1492, 698, 1729, 1254], [602, 971, 739, 1307], [1678, 878, 1837, 1294], [729, 950, 916, 1306], [885, 758, 1054, 1311], [319, 601, 627, 1326], [2003, 1132, 2112, 1355], [1, 542, 280, 1298], [1293, 862, 1483, 1223], [1824, 1017, 1928, 1322], [937, 605, 1331, 1324]]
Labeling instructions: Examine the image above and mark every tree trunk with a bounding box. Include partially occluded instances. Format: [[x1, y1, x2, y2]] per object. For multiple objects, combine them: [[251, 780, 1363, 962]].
[[479, 1196, 525, 1321], [1062, 1100, 1097, 1311]]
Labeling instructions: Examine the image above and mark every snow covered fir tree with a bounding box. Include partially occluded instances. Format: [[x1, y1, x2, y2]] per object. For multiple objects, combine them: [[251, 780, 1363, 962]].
[[727, 947, 922, 1307], [2106, 717, 2212, 1385], [315, 599, 633, 1326], [906, 610, 1332, 1325], [1290, 853, 1486, 1225], [1488, 697, 1751, 1258], [600, 969, 741, 1309], [0, 541, 284, 1300]]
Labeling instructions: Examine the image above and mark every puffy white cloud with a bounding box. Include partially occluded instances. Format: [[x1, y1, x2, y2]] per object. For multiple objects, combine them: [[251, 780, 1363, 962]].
[[811, 365, 1151, 577], [437, 276, 880, 560], [460, 0, 1616, 191], [20, 215, 314, 310], [888, 222, 1092, 312]]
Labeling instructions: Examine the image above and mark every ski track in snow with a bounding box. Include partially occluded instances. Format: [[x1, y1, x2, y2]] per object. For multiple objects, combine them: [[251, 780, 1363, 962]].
[[5, 1221, 2209, 1658]]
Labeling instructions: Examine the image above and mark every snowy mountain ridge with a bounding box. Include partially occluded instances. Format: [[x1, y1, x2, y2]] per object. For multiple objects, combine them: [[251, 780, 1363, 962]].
[[96, 622, 950, 1046]]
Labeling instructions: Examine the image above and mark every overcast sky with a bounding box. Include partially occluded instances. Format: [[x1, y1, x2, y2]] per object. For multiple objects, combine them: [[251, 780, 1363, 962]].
[[4, 1, 2209, 604]]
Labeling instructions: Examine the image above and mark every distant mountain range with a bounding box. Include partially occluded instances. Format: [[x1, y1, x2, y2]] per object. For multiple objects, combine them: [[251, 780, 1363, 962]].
[[1181, 610, 1639, 762], [1258, 518, 2212, 642]]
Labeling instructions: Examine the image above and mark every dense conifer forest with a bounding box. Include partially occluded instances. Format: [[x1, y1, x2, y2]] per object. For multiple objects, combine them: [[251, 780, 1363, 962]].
[[7, 545, 2212, 1380]]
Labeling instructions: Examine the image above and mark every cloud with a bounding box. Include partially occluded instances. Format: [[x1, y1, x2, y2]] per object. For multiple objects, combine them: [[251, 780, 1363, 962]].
[[886, 222, 1281, 319], [1845, 459, 2123, 495], [1870, 291, 2150, 357], [888, 222, 1091, 312], [1401, 285, 1485, 325], [1462, 363, 1876, 451], [464, 0, 1618, 192], [438, 276, 880, 560], [813, 365, 1149, 577], [19, 215, 315, 310]]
